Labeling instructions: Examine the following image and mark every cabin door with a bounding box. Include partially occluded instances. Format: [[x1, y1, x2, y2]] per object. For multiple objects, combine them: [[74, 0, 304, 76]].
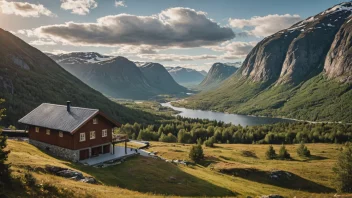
[[103, 145, 110, 154], [79, 149, 89, 160]]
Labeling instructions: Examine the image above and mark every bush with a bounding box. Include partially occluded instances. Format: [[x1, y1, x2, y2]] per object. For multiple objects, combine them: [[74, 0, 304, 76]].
[[159, 133, 177, 143], [204, 137, 215, 147], [189, 144, 204, 163], [297, 142, 311, 157], [265, 145, 276, 160], [333, 144, 352, 192], [278, 144, 291, 159]]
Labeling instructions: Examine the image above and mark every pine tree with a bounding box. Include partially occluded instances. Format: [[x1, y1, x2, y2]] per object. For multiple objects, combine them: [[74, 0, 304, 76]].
[[333, 143, 352, 192], [0, 99, 10, 185], [189, 144, 204, 163], [297, 142, 311, 157], [265, 145, 276, 160], [278, 144, 291, 159]]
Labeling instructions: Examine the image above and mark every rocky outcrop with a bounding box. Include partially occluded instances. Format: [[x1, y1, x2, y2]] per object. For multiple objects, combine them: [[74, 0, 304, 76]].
[[199, 63, 238, 89], [324, 16, 352, 83], [278, 3, 352, 84], [45, 165, 97, 184], [239, 2, 352, 85]]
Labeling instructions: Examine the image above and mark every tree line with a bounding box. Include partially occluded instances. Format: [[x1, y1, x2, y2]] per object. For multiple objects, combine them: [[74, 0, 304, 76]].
[[116, 116, 352, 144]]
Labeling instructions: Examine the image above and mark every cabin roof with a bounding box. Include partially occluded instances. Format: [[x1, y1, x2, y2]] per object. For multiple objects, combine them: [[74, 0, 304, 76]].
[[18, 103, 100, 133]]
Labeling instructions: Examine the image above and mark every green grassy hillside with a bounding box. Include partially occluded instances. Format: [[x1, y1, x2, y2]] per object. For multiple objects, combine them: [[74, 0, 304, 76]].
[[5, 140, 350, 197]]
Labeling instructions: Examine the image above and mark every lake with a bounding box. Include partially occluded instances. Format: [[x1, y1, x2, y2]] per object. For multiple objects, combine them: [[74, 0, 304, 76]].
[[161, 102, 296, 126]]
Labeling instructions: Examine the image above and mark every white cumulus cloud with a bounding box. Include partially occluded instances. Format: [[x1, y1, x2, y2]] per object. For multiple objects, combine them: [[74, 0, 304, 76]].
[[229, 14, 301, 37], [0, 0, 55, 17], [115, 1, 126, 7], [33, 7, 235, 47], [60, 0, 97, 15]]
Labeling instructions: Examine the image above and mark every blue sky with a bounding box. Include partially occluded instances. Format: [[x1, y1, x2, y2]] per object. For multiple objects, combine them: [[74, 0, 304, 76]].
[[0, 0, 347, 71]]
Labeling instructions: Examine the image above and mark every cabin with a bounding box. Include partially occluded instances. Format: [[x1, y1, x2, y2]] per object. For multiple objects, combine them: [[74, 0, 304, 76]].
[[18, 101, 125, 162]]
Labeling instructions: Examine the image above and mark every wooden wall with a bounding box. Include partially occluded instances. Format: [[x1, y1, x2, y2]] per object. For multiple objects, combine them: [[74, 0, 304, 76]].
[[28, 114, 114, 150]]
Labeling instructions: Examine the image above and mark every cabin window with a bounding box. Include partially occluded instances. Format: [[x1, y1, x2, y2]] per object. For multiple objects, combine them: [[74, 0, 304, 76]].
[[93, 118, 98, 124], [90, 131, 96, 139], [59, 131, 63, 138], [35, 127, 40, 133], [80, 133, 86, 142], [46, 129, 50, 135], [102, 129, 107, 137]]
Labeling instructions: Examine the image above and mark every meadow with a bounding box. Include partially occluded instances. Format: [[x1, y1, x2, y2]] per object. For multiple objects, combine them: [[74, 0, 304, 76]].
[[4, 140, 350, 197]]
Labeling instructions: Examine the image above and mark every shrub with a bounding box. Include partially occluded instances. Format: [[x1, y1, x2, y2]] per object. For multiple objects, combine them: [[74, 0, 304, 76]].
[[297, 142, 311, 157], [333, 144, 352, 192], [159, 133, 177, 143], [278, 144, 291, 159], [204, 137, 215, 147], [189, 144, 204, 163], [265, 145, 276, 160]]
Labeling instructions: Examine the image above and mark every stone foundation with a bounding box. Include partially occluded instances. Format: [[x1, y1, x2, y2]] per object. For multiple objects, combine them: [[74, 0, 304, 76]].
[[29, 139, 80, 162]]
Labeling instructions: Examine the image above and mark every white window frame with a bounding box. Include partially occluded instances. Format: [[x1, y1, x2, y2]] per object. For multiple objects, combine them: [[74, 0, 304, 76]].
[[35, 127, 40, 133], [59, 131, 63, 138], [102, 129, 107, 137], [93, 118, 98, 124], [90, 131, 96, 140], [80, 133, 86, 142], [46, 129, 50, 135]]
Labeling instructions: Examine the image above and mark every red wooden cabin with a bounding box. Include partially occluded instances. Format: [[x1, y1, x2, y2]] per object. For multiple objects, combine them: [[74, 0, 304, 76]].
[[18, 101, 121, 161]]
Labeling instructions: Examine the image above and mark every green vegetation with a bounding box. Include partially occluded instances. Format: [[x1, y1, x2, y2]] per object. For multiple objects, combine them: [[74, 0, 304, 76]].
[[333, 143, 352, 193], [265, 145, 277, 160], [278, 144, 291, 160], [175, 75, 352, 123], [117, 118, 352, 145], [0, 99, 10, 189], [297, 142, 311, 157], [189, 144, 204, 163]]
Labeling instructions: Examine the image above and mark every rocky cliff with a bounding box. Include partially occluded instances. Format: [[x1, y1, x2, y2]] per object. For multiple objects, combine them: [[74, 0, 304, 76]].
[[178, 2, 352, 122]]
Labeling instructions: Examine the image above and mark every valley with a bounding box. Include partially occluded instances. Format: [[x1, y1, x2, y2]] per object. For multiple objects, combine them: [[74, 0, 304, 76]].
[[0, 1, 351, 197]]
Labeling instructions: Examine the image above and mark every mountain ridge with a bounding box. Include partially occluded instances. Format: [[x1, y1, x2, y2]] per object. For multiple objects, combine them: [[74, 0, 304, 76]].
[[176, 2, 352, 122]]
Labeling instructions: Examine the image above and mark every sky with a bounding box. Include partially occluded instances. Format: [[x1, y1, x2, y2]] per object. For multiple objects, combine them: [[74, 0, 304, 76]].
[[0, 0, 347, 71]]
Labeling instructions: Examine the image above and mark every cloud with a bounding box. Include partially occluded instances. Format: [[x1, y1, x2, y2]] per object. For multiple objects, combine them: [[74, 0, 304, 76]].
[[229, 14, 301, 37], [29, 39, 57, 46], [34, 7, 235, 47], [0, 0, 56, 17], [115, 1, 126, 7], [209, 41, 257, 59], [60, 0, 97, 15], [137, 53, 218, 62], [112, 45, 160, 55]]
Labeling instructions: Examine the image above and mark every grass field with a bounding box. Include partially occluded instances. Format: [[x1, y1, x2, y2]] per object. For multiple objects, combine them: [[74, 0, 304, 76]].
[[4, 140, 351, 197]]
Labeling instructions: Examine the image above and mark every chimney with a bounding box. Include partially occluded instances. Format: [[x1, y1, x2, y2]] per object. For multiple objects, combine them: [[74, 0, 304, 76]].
[[67, 101, 71, 112]]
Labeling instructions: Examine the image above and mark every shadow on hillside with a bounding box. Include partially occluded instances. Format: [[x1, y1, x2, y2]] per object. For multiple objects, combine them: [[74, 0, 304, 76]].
[[67, 156, 237, 197], [219, 168, 335, 193]]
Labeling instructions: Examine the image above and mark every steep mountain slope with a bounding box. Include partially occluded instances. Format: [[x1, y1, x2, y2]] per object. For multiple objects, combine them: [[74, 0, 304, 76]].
[[177, 2, 352, 122], [50, 54, 188, 99], [0, 29, 162, 127], [166, 67, 205, 86], [199, 63, 238, 90], [139, 63, 187, 93]]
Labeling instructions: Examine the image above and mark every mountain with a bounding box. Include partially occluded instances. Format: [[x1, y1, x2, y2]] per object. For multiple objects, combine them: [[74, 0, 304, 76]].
[[199, 63, 239, 90], [48, 52, 112, 64], [199, 70, 208, 76], [139, 63, 187, 93], [166, 67, 205, 86], [0, 29, 164, 127], [50, 54, 187, 99], [177, 2, 352, 122]]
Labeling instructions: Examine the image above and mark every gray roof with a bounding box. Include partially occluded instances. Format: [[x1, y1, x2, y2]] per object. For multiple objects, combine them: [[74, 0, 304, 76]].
[[18, 103, 99, 133]]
